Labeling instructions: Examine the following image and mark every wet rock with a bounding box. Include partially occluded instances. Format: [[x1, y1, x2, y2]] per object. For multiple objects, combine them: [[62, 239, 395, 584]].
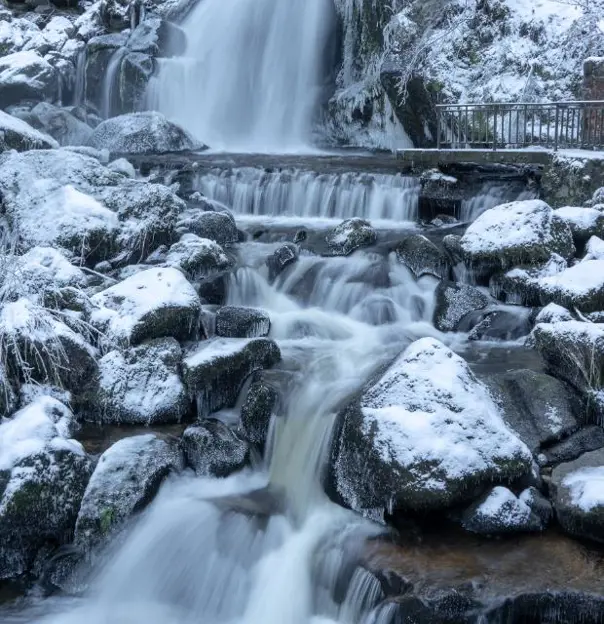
[[127, 16, 186, 58], [87, 112, 203, 155], [267, 243, 298, 281], [182, 419, 249, 477], [485, 369, 579, 455], [467, 309, 533, 341], [461, 486, 550, 535], [442, 234, 463, 264], [432, 281, 489, 332], [460, 200, 575, 282], [164, 234, 232, 280], [394, 234, 450, 280], [551, 448, 604, 543], [0, 50, 58, 108], [74, 434, 185, 551], [183, 338, 281, 417], [0, 397, 92, 580], [118, 52, 154, 113], [0, 109, 58, 151], [95, 338, 191, 425], [176, 210, 238, 246], [17, 102, 92, 146], [240, 373, 280, 448], [196, 273, 228, 306], [215, 306, 271, 338], [555, 206, 604, 250], [541, 426, 604, 467], [326, 218, 377, 256], [90, 267, 201, 349], [332, 338, 531, 518]]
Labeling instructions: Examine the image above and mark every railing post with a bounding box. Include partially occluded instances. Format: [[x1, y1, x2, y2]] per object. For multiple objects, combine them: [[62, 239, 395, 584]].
[[492, 105, 498, 151], [554, 104, 560, 151], [437, 107, 441, 150]]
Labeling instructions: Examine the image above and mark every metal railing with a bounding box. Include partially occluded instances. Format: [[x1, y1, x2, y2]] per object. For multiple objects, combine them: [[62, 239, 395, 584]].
[[436, 101, 604, 151]]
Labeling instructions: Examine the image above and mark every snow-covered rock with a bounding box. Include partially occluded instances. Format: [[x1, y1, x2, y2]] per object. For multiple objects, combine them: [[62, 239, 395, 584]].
[[240, 374, 279, 449], [460, 200, 575, 280], [74, 434, 184, 551], [394, 234, 449, 280], [0, 50, 58, 108], [534, 303, 574, 325], [432, 281, 489, 332], [96, 338, 191, 425], [182, 419, 249, 478], [183, 338, 281, 417], [107, 157, 136, 178], [467, 308, 533, 342], [326, 218, 377, 256], [215, 306, 271, 339], [18, 102, 93, 146], [556, 207, 604, 248], [0, 109, 58, 151], [90, 267, 201, 348], [176, 210, 238, 246], [332, 338, 532, 518], [584, 236, 604, 262], [461, 486, 551, 535], [0, 396, 92, 580], [267, 243, 298, 282], [164, 234, 231, 280], [87, 112, 203, 154], [551, 449, 604, 544]]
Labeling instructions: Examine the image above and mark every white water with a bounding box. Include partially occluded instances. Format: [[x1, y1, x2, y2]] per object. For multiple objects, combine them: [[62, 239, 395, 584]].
[[101, 49, 127, 119], [21, 248, 438, 624], [148, 0, 335, 151]]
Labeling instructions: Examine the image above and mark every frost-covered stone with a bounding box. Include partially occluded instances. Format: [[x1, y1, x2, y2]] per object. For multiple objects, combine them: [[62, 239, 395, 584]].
[[164, 234, 231, 280], [182, 419, 249, 478], [551, 449, 604, 544], [0, 109, 58, 151], [0, 299, 98, 391], [19, 102, 92, 147], [176, 210, 238, 246], [534, 303, 574, 325], [87, 112, 202, 154], [74, 434, 184, 551], [215, 306, 271, 338], [96, 338, 191, 425], [183, 338, 281, 417], [90, 267, 201, 348], [541, 426, 604, 468], [486, 370, 579, 455], [432, 281, 489, 332], [0, 397, 92, 580], [556, 206, 604, 248], [240, 374, 279, 449], [584, 236, 604, 262], [0, 51, 58, 108], [394, 234, 449, 280], [267, 243, 298, 282], [127, 16, 186, 57], [460, 200, 575, 280], [461, 486, 550, 535], [107, 157, 136, 178], [332, 338, 532, 517], [326, 218, 377, 256]]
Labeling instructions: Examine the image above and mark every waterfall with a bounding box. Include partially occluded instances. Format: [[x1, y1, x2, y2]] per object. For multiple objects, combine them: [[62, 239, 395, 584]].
[[194, 168, 420, 222], [101, 49, 127, 119], [72, 47, 87, 108], [147, 0, 335, 151]]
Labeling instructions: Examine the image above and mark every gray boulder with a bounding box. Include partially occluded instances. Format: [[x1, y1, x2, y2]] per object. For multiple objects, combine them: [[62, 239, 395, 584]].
[[19, 102, 92, 146], [240, 374, 280, 448], [183, 338, 281, 417], [432, 281, 489, 332], [164, 234, 232, 280], [555, 206, 604, 248], [0, 51, 58, 108], [215, 306, 271, 338], [326, 218, 377, 256], [176, 210, 238, 246], [95, 338, 191, 425], [540, 426, 604, 467], [394, 234, 450, 280], [0, 109, 58, 151], [534, 303, 574, 325], [267, 243, 298, 282], [127, 16, 186, 57], [467, 309, 533, 341], [332, 338, 532, 518], [74, 434, 184, 551], [551, 449, 604, 543], [182, 419, 249, 477]]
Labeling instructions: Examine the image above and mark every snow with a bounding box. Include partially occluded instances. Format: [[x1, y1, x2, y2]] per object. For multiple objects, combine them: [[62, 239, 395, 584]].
[[534, 303, 574, 325], [584, 236, 604, 262], [563, 467, 604, 512], [108, 158, 136, 178], [184, 338, 253, 369], [0, 109, 58, 149], [359, 337, 531, 488], [556, 207, 604, 232], [472, 486, 532, 527], [539, 260, 604, 297], [0, 396, 83, 472], [0, 49, 53, 86]]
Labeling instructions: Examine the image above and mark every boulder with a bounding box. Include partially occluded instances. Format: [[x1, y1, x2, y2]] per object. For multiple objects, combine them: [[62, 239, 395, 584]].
[[0, 51, 58, 108], [467, 309, 533, 341], [215, 306, 271, 338], [459, 200, 575, 281], [432, 281, 489, 332], [240, 374, 280, 448], [107, 157, 136, 178], [461, 486, 550, 535], [74, 434, 185, 551], [95, 338, 191, 425], [176, 210, 238, 246], [332, 338, 532, 518], [0, 397, 92, 580], [0, 109, 58, 151], [87, 112, 202, 155], [555, 206, 604, 249], [164, 234, 232, 280], [584, 236, 604, 262], [267, 243, 298, 282], [325, 218, 377, 256], [485, 370, 579, 455], [127, 16, 186, 58], [442, 233, 463, 264], [551, 449, 604, 543], [394, 234, 449, 280], [20, 102, 92, 146], [183, 338, 281, 417], [533, 303, 574, 325], [541, 426, 604, 467], [182, 419, 249, 477], [90, 267, 201, 349], [118, 51, 154, 113]]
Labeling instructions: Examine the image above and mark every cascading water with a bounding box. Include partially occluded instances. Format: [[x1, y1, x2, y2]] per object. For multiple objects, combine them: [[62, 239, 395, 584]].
[[147, 0, 335, 151], [101, 49, 127, 119]]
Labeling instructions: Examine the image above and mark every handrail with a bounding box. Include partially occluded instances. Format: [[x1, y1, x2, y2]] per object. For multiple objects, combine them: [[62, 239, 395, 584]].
[[436, 101, 604, 151]]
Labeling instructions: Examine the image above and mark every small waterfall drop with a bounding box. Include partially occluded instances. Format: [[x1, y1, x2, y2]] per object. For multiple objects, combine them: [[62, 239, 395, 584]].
[[101, 49, 127, 119], [148, 0, 335, 151]]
